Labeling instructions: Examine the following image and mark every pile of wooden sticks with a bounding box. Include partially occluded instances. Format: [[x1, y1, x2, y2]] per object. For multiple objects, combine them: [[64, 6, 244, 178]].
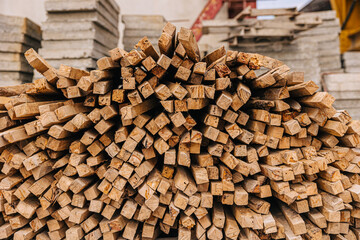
[[0, 22, 360, 240]]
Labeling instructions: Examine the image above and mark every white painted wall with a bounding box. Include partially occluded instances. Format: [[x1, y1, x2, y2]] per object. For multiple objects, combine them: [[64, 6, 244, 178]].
[[0, 0, 46, 25]]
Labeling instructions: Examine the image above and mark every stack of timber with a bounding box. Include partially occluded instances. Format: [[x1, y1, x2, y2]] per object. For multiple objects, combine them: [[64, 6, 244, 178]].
[[122, 15, 165, 51], [2, 23, 360, 240], [324, 73, 360, 119], [343, 51, 360, 73], [36, 0, 119, 76], [202, 8, 343, 86], [0, 14, 41, 86]]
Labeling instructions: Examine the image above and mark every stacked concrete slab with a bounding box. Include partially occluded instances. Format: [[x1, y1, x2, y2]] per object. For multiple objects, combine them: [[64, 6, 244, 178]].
[[296, 10, 343, 75], [122, 15, 165, 51], [343, 51, 360, 73], [324, 73, 360, 119], [0, 14, 41, 86], [38, 0, 119, 74]]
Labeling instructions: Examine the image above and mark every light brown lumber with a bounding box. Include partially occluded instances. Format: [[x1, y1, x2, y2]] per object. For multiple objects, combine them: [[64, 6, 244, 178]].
[[0, 84, 33, 97], [272, 211, 302, 240], [321, 120, 348, 137], [299, 92, 335, 108], [288, 81, 319, 97], [158, 22, 176, 56], [24, 48, 53, 75], [178, 27, 200, 62], [120, 99, 158, 120], [279, 203, 306, 235], [136, 36, 160, 61]]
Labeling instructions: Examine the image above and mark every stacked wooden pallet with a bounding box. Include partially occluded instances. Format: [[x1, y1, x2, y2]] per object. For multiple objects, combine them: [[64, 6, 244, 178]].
[[202, 7, 319, 43], [0, 14, 41, 86], [2, 23, 360, 240], [36, 0, 119, 75], [343, 52, 360, 73], [122, 15, 166, 51]]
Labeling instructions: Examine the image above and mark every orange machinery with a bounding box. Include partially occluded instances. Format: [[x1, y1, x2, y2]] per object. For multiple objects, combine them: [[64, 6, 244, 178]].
[[331, 0, 360, 52]]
